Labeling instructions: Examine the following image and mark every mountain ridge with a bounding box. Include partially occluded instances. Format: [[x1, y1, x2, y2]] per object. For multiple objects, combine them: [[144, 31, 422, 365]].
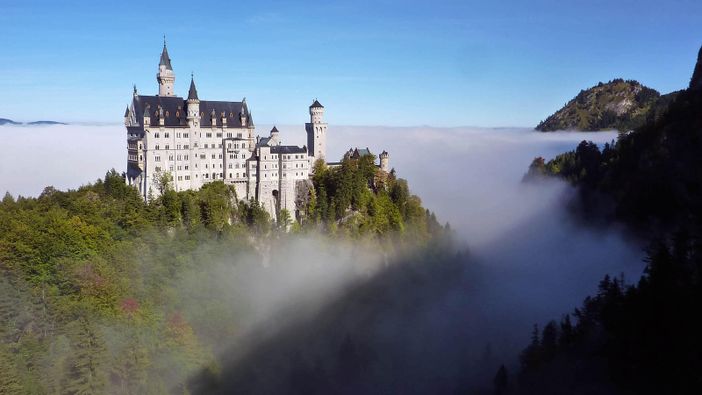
[[536, 79, 677, 132], [0, 118, 67, 125]]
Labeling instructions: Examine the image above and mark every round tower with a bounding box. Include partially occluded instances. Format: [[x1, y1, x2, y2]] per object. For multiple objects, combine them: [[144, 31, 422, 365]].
[[305, 99, 327, 161], [157, 38, 175, 97], [379, 150, 390, 172]]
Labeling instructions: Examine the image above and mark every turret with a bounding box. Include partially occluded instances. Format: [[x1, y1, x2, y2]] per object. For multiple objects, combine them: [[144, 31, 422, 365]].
[[240, 99, 248, 127], [305, 99, 328, 161], [379, 150, 389, 172], [124, 106, 130, 126], [269, 126, 280, 145], [157, 38, 175, 97], [186, 74, 200, 128]]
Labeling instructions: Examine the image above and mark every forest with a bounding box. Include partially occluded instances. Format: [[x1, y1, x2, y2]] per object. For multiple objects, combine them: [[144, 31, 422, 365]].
[[0, 155, 447, 393], [507, 46, 702, 394]]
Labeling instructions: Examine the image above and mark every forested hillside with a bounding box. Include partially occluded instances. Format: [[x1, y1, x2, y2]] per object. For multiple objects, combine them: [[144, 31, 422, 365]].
[[0, 154, 447, 393], [507, 46, 702, 394], [535, 79, 677, 132]]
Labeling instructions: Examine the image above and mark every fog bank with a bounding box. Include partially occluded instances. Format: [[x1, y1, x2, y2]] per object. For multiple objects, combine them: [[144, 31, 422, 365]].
[[0, 124, 645, 392]]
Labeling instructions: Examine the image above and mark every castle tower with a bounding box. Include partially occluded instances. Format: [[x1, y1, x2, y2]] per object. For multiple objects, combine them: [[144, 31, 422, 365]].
[[157, 38, 175, 97], [379, 150, 389, 172], [305, 99, 327, 161], [186, 74, 200, 128]]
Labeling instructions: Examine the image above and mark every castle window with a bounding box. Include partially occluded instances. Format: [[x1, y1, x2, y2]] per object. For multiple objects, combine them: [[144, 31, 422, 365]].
[[165, 145, 169, 150], [165, 133, 169, 138], [166, 111, 170, 117], [155, 132, 160, 138], [185, 165, 189, 170], [217, 133, 222, 138], [211, 154, 216, 159], [155, 145, 160, 150], [155, 156, 161, 162], [176, 111, 180, 117], [184, 133, 189, 138]]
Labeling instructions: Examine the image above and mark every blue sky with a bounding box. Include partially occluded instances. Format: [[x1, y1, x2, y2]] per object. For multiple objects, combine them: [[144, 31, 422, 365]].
[[1, 0, 701, 126]]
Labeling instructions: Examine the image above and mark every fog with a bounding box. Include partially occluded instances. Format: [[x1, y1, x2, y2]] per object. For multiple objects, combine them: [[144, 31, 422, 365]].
[[0, 124, 645, 392]]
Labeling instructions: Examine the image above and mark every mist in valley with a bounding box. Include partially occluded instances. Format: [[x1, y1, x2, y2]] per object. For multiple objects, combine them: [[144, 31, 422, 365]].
[[0, 124, 645, 392]]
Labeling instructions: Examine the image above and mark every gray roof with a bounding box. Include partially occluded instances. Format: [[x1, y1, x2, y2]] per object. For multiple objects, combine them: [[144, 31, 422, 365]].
[[310, 99, 324, 108], [188, 77, 199, 100], [159, 44, 172, 70], [270, 126, 280, 134], [124, 106, 129, 117], [270, 145, 307, 154], [357, 148, 372, 156], [131, 95, 250, 128], [258, 137, 272, 146]]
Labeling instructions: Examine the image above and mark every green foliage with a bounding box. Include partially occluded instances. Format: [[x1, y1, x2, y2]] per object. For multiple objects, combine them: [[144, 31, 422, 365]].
[[306, 154, 442, 242], [0, 160, 444, 392], [533, 77, 702, 233], [535, 79, 678, 132], [511, 232, 702, 394]]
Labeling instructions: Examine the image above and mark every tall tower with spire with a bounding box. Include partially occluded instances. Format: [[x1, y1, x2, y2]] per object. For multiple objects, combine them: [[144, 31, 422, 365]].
[[157, 37, 175, 97], [186, 74, 200, 128], [305, 99, 327, 162]]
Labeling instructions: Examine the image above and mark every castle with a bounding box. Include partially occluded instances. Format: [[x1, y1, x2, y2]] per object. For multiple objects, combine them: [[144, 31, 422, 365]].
[[124, 41, 389, 220]]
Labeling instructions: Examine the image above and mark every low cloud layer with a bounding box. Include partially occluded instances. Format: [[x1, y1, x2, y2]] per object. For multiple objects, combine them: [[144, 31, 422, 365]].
[[1, 124, 644, 392]]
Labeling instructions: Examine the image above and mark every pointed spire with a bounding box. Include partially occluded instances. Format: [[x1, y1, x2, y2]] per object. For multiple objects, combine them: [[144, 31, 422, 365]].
[[124, 106, 130, 117], [310, 99, 324, 108], [188, 73, 199, 101], [159, 37, 173, 70], [133, 84, 137, 96]]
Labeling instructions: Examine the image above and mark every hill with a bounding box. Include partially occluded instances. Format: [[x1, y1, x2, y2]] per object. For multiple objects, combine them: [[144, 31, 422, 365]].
[[26, 120, 67, 125], [0, 119, 68, 126], [0, 118, 21, 125], [535, 79, 677, 132], [0, 159, 448, 393], [510, 46, 702, 394]]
